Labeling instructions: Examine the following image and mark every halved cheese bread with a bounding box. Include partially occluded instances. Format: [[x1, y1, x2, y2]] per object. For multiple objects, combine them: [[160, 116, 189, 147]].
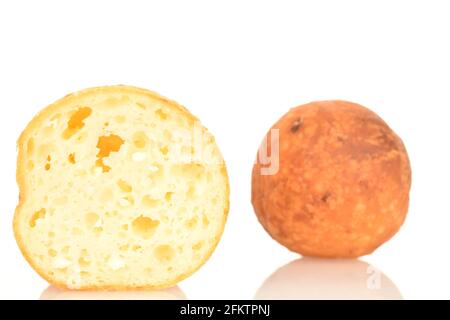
[[15, 85, 229, 290]]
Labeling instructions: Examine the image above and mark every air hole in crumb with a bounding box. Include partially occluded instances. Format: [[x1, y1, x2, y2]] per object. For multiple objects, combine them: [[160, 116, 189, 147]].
[[154, 245, 175, 262], [160, 145, 169, 156], [78, 256, 90, 267], [117, 179, 132, 193], [165, 192, 173, 201], [62, 107, 92, 139], [44, 155, 52, 171], [192, 241, 203, 251], [95, 134, 124, 172], [48, 231, 55, 238], [142, 195, 160, 208], [185, 217, 198, 230], [155, 108, 168, 120], [85, 212, 100, 229], [68, 153, 76, 164], [132, 216, 160, 239], [121, 224, 129, 231], [48, 249, 57, 257], [132, 131, 149, 149], [29, 208, 46, 227]]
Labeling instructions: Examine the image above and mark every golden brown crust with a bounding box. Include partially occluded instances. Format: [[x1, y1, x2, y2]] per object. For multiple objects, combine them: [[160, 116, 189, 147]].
[[252, 100, 411, 258], [14, 85, 229, 290]]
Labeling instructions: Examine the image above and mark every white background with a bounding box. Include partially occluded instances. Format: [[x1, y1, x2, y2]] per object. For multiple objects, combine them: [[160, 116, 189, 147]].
[[0, 0, 449, 300]]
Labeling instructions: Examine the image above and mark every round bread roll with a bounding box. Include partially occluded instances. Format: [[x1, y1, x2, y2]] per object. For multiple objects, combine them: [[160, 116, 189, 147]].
[[15, 85, 229, 289], [252, 100, 411, 258]]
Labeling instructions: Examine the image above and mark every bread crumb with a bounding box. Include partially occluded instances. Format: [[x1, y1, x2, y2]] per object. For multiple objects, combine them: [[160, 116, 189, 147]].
[[52, 257, 71, 269], [132, 152, 146, 162], [108, 256, 125, 271]]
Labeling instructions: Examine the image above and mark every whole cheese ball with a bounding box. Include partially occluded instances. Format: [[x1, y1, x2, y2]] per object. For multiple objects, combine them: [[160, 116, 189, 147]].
[[252, 101, 411, 258]]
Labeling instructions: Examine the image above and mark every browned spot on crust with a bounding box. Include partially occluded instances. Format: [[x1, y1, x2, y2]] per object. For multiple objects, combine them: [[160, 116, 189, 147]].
[[321, 192, 332, 203], [290, 118, 303, 133]]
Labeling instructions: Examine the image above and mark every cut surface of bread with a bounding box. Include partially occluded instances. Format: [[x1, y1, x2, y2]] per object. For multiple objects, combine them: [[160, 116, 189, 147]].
[[15, 85, 229, 290]]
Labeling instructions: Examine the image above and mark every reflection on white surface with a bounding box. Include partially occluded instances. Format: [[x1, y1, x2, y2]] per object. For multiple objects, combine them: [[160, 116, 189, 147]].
[[255, 258, 402, 300], [40, 285, 186, 300]]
